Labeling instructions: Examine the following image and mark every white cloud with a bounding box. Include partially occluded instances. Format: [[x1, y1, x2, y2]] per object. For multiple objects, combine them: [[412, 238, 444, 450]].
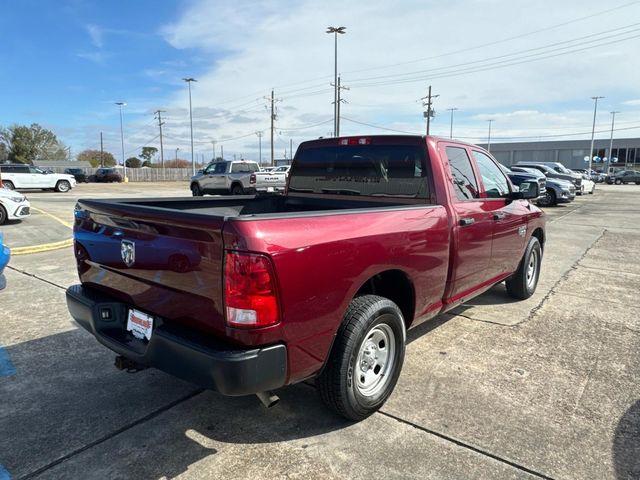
[[86, 24, 104, 48], [66, 0, 640, 161]]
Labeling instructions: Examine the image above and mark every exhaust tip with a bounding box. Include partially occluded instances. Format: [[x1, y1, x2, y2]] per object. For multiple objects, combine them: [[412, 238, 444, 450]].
[[256, 391, 280, 408]]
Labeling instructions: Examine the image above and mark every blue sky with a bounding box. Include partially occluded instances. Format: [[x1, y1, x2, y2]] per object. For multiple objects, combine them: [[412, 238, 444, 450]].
[[1, 0, 640, 163]]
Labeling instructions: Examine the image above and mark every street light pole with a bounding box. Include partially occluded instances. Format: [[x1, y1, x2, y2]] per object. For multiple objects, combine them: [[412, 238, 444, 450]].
[[487, 119, 494, 152], [115, 102, 126, 180], [607, 111, 619, 173], [256, 131, 263, 165], [175, 147, 179, 162], [211, 140, 216, 161], [588, 96, 605, 174], [183, 78, 197, 175], [447, 107, 458, 139], [326, 26, 346, 138]]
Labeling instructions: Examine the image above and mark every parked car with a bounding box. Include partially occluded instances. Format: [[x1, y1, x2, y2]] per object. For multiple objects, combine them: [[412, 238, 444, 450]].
[[0, 187, 31, 224], [64, 168, 89, 183], [190, 160, 262, 196], [607, 170, 640, 185], [515, 162, 583, 194], [573, 168, 606, 183], [67, 135, 545, 421], [0, 163, 76, 192], [0, 231, 9, 290], [508, 166, 575, 206], [89, 168, 123, 183]]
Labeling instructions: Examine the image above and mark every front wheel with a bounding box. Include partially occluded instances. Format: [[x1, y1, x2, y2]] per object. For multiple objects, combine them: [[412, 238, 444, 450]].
[[317, 295, 406, 421], [0, 205, 7, 225], [615, 179, 623, 185], [2, 181, 14, 190], [56, 180, 71, 192], [191, 183, 202, 196], [506, 236, 542, 300], [538, 188, 556, 207]]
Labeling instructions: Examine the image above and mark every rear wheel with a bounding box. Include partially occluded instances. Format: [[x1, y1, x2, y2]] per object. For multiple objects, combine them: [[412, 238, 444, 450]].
[[317, 295, 406, 421], [231, 184, 244, 195], [56, 180, 71, 192], [615, 178, 623, 185], [0, 205, 7, 225], [2, 181, 14, 190], [506, 236, 542, 300]]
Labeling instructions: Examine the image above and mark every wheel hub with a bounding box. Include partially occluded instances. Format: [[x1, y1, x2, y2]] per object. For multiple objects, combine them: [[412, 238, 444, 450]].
[[355, 323, 396, 397]]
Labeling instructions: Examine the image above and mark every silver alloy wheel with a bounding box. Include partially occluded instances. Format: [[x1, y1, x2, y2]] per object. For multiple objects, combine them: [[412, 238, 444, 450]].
[[526, 248, 539, 290], [355, 323, 396, 397], [58, 181, 70, 192]]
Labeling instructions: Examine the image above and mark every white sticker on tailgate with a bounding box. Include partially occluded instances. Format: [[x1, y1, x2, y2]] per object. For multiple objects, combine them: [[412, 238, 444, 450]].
[[127, 309, 154, 341]]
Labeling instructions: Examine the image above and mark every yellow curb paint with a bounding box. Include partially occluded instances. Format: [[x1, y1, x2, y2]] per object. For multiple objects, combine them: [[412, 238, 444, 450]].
[[10, 206, 74, 255], [31, 207, 73, 229], [12, 238, 74, 255]]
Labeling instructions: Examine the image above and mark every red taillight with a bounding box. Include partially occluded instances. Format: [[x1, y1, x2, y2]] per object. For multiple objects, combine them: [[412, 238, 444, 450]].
[[250, 173, 256, 184], [224, 251, 280, 328]]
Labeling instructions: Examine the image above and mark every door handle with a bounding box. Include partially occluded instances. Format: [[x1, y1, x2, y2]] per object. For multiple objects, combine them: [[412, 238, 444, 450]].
[[493, 212, 507, 221], [459, 217, 475, 226]]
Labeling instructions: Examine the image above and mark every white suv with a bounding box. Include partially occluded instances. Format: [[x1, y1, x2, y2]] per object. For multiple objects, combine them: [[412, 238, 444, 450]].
[[0, 187, 30, 224], [0, 164, 76, 192]]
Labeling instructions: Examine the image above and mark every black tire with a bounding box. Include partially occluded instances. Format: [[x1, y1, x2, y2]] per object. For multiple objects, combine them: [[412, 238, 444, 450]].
[[2, 181, 14, 190], [317, 295, 406, 421], [56, 180, 71, 192], [538, 188, 557, 207], [0, 205, 7, 225], [231, 184, 244, 195], [191, 183, 202, 197], [615, 178, 623, 185], [506, 236, 542, 300]]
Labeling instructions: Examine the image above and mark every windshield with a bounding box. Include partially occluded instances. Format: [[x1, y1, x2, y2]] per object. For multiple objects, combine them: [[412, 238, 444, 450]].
[[289, 144, 430, 198], [554, 164, 572, 174]]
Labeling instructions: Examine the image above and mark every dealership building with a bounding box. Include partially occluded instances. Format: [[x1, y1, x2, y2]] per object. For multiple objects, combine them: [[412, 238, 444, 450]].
[[481, 137, 640, 170]]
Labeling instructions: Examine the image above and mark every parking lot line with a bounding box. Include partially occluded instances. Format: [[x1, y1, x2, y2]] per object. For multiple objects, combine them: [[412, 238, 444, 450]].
[[0, 345, 16, 376], [31, 207, 73, 229]]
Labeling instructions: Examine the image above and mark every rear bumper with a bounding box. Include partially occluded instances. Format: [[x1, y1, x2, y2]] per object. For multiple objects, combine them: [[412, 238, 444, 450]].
[[66, 284, 287, 396]]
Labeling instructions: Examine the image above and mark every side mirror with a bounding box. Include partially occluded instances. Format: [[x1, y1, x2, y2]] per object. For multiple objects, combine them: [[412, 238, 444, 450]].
[[511, 180, 539, 200]]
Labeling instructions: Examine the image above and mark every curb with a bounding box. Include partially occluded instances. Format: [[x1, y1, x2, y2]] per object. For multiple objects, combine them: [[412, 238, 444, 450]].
[[11, 239, 74, 256]]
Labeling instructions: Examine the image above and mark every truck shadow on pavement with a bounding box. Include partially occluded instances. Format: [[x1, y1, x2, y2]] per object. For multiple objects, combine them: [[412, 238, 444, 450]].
[[613, 400, 640, 479], [0, 329, 349, 480]]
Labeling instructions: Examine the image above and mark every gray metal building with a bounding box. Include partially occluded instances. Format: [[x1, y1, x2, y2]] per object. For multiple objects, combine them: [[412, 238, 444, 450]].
[[480, 137, 640, 170]]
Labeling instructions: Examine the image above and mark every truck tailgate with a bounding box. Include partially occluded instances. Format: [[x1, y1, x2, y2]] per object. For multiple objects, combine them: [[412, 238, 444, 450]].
[[74, 199, 227, 338]]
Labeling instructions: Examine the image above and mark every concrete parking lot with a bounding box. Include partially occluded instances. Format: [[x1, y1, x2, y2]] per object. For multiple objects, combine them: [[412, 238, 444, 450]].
[[1, 183, 639, 479]]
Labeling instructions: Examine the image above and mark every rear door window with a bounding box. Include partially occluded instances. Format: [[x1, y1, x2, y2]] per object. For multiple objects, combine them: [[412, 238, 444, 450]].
[[445, 146, 479, 201]]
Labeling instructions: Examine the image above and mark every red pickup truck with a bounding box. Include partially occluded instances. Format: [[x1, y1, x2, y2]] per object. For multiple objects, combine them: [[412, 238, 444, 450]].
[[66, 135, 545, 420]]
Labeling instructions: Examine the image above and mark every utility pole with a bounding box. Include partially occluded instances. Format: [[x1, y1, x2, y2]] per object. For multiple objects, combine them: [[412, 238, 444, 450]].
[[326, 26, 346, 137], [265, 89, 281, 166], [211, 140, 216, 161], [100, 132, 104, 167], [607, 111, 620, 173], [421, 86, 439, 136], [332, 75, 349, 137], [589, 96, 605, 174], [175, 148, 179, 161], [221, 145, 224, 160], [154, 110, 166, 168], [487, 119, 495, 152], [183, 77, 197, 175], [447, 107, 458, 139], [115, 102, 127, 180], [290, 139, 293, 163]]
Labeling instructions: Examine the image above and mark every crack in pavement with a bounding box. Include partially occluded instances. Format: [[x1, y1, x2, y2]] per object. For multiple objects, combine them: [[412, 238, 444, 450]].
[[7, 265, 67, 291]]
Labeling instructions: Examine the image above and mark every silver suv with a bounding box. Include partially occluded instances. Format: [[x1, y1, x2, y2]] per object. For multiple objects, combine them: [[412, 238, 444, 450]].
[[190, 160, 261, 196]]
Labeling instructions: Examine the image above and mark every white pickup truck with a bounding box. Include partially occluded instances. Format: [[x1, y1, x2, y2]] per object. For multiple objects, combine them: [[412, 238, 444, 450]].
[[190, 160, 286, 196], [0, 163, 76, 192]]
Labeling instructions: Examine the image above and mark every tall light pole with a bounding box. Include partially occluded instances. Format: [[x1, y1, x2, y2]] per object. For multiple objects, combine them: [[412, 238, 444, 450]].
[[588, 96, 605, 173], [175, 147, 179, 162], [211, 140, 216, 161], [326, 26, 346, 137], [447, 107, 458, 139], [607, 111, 620, 173], [115, 102, 126, 180], [487, 119, 494, 152], [183, 78, 197, 175], [256, 131, 263, 165]]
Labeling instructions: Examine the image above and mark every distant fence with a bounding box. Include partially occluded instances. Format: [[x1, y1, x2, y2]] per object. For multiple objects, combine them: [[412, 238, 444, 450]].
[[47, 167, 193, 182]]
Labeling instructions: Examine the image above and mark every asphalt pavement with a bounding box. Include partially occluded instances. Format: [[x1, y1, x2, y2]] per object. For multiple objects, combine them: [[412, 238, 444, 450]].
[[1, 183, 639, 479]]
